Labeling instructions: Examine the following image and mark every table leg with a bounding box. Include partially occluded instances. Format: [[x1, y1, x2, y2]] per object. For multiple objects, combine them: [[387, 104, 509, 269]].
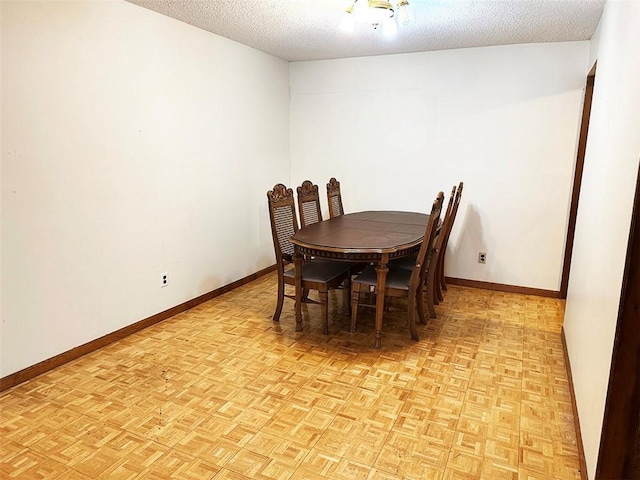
[[374, 254, 389, 348], [294, 250, 303, 332]]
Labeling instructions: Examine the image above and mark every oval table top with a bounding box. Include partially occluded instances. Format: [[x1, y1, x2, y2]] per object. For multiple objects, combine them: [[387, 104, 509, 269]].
[[290, 210, 430, 256]]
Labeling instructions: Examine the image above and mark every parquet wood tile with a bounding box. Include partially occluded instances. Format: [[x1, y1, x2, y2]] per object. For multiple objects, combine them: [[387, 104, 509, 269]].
[[290, 449, 373, 480], [0, 272, 582, 479], [0, 447, 79, 480], [375, 432, 449, 479]]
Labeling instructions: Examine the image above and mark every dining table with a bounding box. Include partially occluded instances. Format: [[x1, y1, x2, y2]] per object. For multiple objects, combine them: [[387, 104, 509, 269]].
[[290, 210, 430, 348]]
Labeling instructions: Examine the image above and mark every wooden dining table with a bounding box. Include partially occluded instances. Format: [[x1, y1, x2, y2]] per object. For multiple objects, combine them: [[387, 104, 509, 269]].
[[290, 210, 430, 348]]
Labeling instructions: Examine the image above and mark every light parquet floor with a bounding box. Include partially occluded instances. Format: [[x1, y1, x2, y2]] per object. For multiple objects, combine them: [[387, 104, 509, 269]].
[[0, 272, 581, 479]]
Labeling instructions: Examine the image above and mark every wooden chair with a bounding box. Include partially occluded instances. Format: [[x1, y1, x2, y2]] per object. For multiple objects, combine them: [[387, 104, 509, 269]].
[[298, 179, 365, 278], [297, 180, 323, 228], [327, 177, 344, 218], [437, 182, 463, 296], [350, 191, 444, 341], [431, 185, 457, 304], [267, 183, 351, 334], [389, 183, 462, 310], [404, 185, 458, 313]]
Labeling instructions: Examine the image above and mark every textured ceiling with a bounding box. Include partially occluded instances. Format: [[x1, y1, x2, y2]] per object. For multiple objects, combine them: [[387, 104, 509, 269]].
[[125, 0, 606, 62]]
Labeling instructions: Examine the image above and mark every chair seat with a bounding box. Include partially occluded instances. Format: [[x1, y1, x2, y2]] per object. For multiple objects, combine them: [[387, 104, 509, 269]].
[[353, 265, 413, 291], [284, 260, 351, 283], [388, 254, 417, 271], [390, 252, 434, 275]]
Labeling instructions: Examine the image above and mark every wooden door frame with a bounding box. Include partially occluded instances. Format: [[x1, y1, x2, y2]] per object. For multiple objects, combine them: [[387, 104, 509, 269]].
[[595, 161, 640, 478], [560, 63, 597, 299]]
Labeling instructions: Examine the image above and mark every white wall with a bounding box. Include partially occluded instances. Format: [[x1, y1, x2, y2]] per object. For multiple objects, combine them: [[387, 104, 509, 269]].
[[290, 42, 589, 291], [3, 3, 638, 475], [1, 0, 290, 376], [563, 0, 640, 477]]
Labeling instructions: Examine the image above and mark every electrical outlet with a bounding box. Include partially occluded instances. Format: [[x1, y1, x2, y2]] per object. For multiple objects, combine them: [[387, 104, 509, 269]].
[[161, 272, 168, 287], [478, 252, 487, 264]]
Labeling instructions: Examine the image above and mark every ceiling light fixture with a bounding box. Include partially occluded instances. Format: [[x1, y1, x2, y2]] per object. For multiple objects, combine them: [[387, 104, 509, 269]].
[[340, 0, 414, 35]]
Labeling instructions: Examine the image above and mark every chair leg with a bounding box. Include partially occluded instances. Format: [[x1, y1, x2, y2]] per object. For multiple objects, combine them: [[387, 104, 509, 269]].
[[435, 261, 444, 303], [431, 250, 443, 303], [343, 277, 351, 316], [435, 266, 444, 303], [302, 288, 311, 302], [407, 290, 419, 341], [350, 285, 361, 333], [424, 267, 440, 306], [425, 270, 437, 319], [273, 269, 285, 322], [320, 289, 329, 334], [416, 283, 427, 325], [439, 252, 447, 291]]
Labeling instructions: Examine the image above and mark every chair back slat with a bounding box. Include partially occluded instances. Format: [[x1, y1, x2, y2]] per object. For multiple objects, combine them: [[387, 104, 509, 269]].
[[437, 186, 457, 253], [301, 202, 320, 226], [450, 182, 464, 234], [297, 180, 323, 228], [273, 205, 296, 257], [443, 185, 457, 232], [327, 177, 344, 218], [267, 183, 298, 262], [440, 182, 464, 257]]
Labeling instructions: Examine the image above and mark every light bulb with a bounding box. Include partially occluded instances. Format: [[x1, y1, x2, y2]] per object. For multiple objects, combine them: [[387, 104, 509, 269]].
[[397, 0, 415, 27], [383, 18, 398, 36], [340, 12, 356, 32]]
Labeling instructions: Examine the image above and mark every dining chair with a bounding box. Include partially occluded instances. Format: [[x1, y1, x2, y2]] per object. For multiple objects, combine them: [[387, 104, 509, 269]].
[[296, 180, 323, 228], [298, 179, 365, 280], [431, 185, 457, 304], [326, 177, 344, 218], [415, 184, 459, 312], [267, 183, 352, 334], [389, 182, 460, 310], [437, 181, 464, 296], [350, 191, 444, 341]]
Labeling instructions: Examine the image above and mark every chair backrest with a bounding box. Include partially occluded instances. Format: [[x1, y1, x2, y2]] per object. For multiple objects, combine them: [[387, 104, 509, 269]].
[[267, 183, 298, 264], [326, 177, 344, 218], [436, 185, 458, 253], [443, 184, 457, 230], [297, 180, 323, 228], [410, 192, 444, 290], [440, 182, 464, 253]]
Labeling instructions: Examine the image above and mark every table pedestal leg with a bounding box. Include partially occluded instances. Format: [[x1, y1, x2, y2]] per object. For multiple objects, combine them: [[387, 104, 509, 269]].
[[294, 251, 303, 332], [374, 254, 389, 349]]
